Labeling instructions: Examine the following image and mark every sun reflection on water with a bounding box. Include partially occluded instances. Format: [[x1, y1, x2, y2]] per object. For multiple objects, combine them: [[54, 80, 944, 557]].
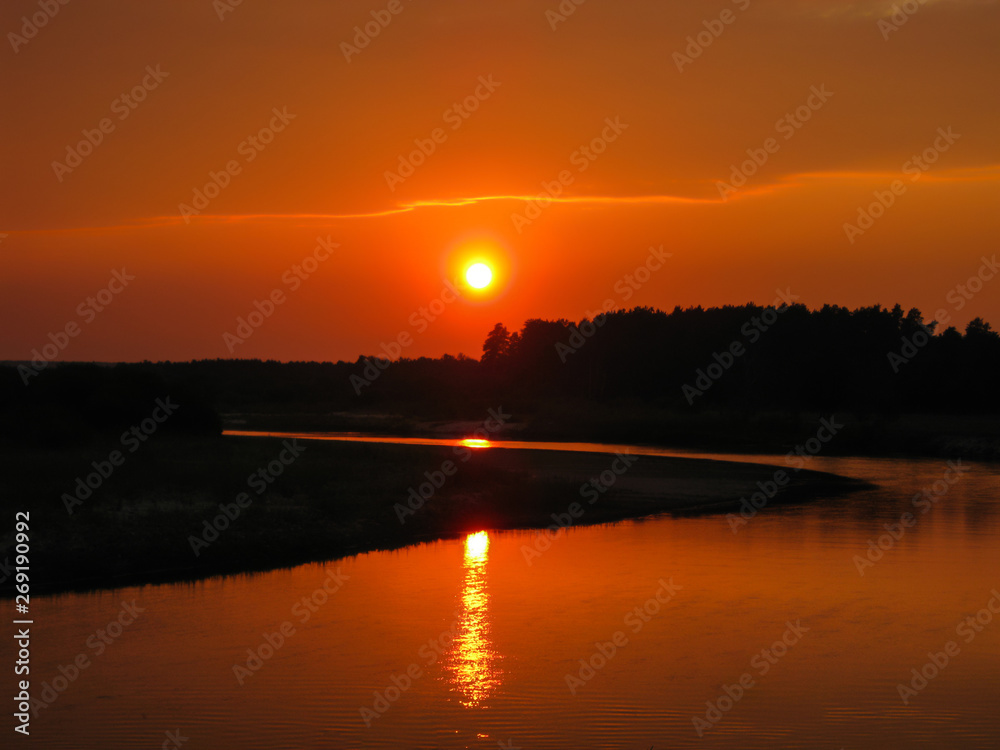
[[447, 531, 501, 708], [459, 438, 492, 449]]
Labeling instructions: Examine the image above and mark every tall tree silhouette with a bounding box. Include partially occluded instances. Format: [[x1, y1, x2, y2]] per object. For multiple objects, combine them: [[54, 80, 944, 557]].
[[482, 323, 512, 366]]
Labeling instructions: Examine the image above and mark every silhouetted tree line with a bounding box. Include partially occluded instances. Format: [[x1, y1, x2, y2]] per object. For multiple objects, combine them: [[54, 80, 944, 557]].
[[3, 304, 998, 445], [0, 364, 221, 447], [474, 304, 1000, 413]]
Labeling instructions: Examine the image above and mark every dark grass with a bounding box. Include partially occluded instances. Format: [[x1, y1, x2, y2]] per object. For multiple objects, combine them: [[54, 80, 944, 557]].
[[0, 435, 869, 597]]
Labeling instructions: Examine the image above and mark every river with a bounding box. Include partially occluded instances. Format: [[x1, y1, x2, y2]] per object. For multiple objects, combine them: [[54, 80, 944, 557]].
[[15, 437, 1000, 748]]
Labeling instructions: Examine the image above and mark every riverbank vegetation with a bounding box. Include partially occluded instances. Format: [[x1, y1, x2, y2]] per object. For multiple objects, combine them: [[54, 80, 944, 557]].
[[0, 434, 866, 596]]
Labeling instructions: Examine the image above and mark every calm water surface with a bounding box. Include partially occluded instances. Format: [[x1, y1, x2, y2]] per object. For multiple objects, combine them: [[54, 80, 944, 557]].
[[11, 438, 1000, 749]]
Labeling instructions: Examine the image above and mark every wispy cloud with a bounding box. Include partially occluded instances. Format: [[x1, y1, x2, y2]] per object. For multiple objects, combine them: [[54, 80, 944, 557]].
[[783, 163, 1000, 184], [798, 0, 994, 20], [4, 164, 998, 236], [134, 192, 730, 227]]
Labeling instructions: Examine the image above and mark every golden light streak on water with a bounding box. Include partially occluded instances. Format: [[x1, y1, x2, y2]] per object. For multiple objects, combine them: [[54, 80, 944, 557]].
[[459, 438, 492, 449], [447, 531, 501, 708]]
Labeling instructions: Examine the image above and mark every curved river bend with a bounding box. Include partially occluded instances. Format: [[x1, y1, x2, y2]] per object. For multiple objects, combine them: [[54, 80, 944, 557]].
[[16, 437, 1000, 749]]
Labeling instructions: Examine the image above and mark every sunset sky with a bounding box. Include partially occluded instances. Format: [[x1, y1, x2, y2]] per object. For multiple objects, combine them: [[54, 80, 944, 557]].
[[3, 0, 998, 362]]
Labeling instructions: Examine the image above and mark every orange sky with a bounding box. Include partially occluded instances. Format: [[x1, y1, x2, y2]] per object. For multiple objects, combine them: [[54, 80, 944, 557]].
[[2, 0, 999, 362]]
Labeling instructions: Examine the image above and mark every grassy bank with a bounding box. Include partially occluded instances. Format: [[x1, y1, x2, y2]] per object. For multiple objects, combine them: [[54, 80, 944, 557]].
[[0, 435, 869, 597]]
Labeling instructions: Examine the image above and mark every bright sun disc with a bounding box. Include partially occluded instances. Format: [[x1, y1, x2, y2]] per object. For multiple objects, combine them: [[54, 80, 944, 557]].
[[465, 263, 492, 289]]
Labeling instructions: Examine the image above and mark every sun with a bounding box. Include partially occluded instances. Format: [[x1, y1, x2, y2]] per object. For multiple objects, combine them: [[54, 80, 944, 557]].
[[465, 262, 493, 289]]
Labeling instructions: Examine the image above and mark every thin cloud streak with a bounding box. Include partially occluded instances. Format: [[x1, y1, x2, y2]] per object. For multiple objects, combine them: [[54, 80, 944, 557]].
[[4, 165, 998, 235]]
